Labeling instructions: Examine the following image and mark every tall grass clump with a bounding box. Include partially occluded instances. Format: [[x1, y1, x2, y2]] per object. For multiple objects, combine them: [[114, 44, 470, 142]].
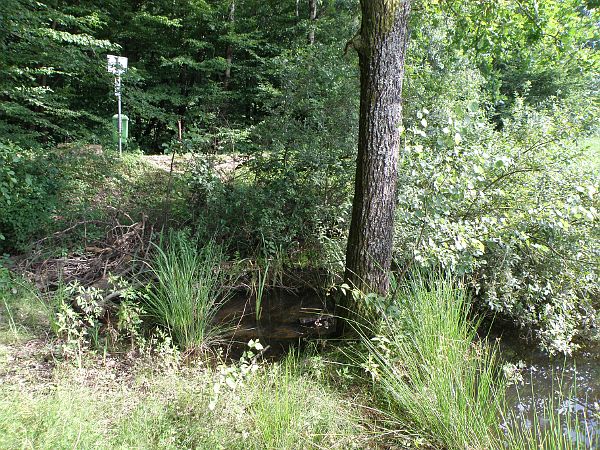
[[144, 231, 228, 351], [360, 274, 505, 449], [250, 353, 306, 448]]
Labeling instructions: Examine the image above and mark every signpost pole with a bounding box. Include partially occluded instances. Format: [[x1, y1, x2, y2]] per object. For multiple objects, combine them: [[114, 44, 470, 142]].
[[117, 75, 122, 157], [107, 55, 128, 157]]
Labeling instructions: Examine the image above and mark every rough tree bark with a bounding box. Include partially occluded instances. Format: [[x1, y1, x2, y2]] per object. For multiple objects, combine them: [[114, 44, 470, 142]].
[[344, 0, 411, 299], [308, 0, 317, 45], [224, 0, 235, 89]]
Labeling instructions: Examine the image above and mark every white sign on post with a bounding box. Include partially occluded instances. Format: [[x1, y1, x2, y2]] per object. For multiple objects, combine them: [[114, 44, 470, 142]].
[[107, 55, 128, 156], [107, 55, 128, 75]]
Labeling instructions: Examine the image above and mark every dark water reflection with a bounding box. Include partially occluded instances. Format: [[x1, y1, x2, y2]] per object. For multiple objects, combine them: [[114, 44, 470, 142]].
[[497, 331, 600, 447]]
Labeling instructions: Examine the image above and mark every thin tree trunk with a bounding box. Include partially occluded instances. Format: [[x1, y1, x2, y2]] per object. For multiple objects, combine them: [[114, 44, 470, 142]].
[[308, 0, 317, 44], [224, 0, 235, 89], [344, 0, 412, 299]]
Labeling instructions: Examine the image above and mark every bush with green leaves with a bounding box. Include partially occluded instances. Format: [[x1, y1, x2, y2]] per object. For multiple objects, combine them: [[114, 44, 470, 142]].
[[0, 142, 62, 252], [51, 281, 105, 361], [42, 274, 153, 363], [187, 44, 358, 259], [395, 98, 599, 354]]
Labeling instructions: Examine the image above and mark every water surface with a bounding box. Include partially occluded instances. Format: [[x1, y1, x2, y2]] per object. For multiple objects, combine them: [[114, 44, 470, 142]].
[[499, 331, 600, 447]]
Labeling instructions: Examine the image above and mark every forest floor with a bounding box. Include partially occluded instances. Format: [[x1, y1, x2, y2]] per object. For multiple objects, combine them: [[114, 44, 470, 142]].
[[0, 287, 391, 449], [0, 146, 408, 449]]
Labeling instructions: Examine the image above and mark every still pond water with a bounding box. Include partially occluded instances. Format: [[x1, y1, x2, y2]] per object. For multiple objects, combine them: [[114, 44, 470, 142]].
[[500, 332, 600, 447]]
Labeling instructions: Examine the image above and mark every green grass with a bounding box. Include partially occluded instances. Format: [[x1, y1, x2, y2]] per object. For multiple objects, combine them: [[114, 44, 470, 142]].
[[250, 353, 337, 448], [0, 352, 367, 449], [358, 275, 506, 449], [0, 278, 50, 345], [0, 269, 370, 449], [143, 231, 230, 352], [357, 274, 599, 449]]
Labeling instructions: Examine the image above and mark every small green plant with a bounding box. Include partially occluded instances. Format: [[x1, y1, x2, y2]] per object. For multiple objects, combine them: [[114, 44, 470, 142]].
[[117, 299, 145, 349], [254, 262, 269, 321], [106, 274, 147, 349], [143, 231, 230, 352], [209, 339, 264, 411], [51, 281, 104, 363]]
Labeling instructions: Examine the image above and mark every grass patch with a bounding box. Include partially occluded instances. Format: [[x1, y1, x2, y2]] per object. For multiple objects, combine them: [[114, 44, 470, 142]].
[[0, 278, 50, 345], [143, 231, 230, 352], [248, 352, 359, 448], [0, 351, 367, 449], [357, 274, 600, 449]]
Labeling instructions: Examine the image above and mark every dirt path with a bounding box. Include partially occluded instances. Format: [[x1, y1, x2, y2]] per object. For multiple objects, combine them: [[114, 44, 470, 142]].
[[143, 153, 249, 180]]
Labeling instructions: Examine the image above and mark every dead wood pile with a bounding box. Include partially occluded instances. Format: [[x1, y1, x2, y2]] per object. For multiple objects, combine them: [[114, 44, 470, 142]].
[[17, 212, 154, 294]]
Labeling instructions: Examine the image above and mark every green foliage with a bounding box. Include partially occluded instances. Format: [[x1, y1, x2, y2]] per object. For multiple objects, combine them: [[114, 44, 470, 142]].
[[143, 231, 229, 351], [417, 0, 600, 118], [0, 0, 117, 145], [396, 97, 599, 354], [389, 3, 600, 352], [189, 41, 358, 259], [0, 142, 61, 251]]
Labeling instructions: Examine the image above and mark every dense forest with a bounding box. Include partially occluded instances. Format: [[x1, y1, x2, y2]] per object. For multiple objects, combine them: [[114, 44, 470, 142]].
[[1, 0, 599, 448]]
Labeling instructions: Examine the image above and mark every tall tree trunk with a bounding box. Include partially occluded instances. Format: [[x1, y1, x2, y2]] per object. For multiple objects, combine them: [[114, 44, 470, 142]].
[[344, 0, 411, 300], [308, 0, 317, 44], [224, 0, 235, 89]]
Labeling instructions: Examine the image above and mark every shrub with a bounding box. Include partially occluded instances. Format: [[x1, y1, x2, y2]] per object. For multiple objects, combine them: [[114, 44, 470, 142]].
[[395, 100, 599, 354], [0, 142, 61, 252], [186, 44, 357, 260]]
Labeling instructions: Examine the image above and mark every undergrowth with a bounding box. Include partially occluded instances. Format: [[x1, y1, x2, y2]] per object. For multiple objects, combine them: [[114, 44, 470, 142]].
[[357, 274, 598, 449], [0, 343, 367, 449]]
